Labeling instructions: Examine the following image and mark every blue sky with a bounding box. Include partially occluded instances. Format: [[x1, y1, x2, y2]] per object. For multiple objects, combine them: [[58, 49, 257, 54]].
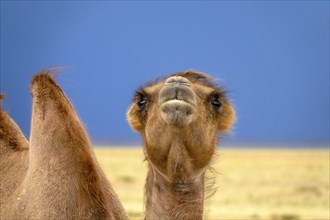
[[1, 1, 329, 146]]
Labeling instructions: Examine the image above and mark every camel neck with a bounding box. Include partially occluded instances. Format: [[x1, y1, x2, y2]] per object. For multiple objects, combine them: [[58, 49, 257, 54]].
[[144, 164, 205, 220]]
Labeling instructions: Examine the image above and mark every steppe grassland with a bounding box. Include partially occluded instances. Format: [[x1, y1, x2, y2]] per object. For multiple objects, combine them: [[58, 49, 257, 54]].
[[94, 147, 329, 220]]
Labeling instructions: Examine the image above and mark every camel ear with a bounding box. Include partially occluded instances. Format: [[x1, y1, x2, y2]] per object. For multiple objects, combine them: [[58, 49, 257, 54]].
[[127, 105, 143, 131], [218, 100, 236, 132], [0, 94, 29, 155]]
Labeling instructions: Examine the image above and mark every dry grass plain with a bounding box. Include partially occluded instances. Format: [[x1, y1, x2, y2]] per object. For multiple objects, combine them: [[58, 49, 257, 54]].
[[94, 147, 329, 220]]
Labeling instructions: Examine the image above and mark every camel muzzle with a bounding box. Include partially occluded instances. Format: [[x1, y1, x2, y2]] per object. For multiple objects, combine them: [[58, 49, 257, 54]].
[[158, 76, 197, 126]]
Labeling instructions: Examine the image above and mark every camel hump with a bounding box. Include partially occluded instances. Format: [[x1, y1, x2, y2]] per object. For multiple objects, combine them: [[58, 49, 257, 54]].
[[30, 70, 76, 127], [30, 69, 65, 101], [27, 71, 129, 219], [29, 70, 91, 152], [0, 93, 4, 106], [0, 94, 28, 155]]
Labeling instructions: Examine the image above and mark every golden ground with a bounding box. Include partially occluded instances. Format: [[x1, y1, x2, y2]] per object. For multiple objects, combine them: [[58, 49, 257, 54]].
[[94, 147, 329, 220]]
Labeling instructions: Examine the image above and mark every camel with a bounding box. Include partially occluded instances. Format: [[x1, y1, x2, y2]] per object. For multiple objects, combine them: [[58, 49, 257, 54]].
[[1, 70, 235, 219], [0, 72, 128, 219], [127, 70, 236, 219]]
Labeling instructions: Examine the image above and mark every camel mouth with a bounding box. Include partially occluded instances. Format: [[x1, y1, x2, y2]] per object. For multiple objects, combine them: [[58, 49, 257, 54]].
[[160, 100, 196, 126], [158, 83, 197, 126]]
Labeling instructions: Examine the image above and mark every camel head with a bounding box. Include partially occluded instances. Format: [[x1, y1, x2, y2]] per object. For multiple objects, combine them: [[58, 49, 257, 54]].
[[127, 70, 236, 183]]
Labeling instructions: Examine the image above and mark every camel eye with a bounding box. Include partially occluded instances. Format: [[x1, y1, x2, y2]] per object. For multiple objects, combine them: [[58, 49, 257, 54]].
[[211, 98, 221, 109], [137, 97, 147, 110]]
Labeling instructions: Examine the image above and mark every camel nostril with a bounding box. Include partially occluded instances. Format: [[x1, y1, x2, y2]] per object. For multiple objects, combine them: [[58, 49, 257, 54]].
[[159, 76, 196, 107], [165, 76, 191, 87]]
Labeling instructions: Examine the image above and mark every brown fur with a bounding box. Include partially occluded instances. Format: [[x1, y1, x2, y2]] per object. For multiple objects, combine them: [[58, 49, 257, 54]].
[[127, 70, 236, 219], [0, 72, 128, 219]]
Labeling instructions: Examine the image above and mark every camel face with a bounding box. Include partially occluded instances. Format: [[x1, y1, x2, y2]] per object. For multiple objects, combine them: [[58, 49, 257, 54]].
[[128, 71, 235, 132], [127, 70, 235, 219], [127, 71, 235, 146], [127, 70, 236, 178]]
